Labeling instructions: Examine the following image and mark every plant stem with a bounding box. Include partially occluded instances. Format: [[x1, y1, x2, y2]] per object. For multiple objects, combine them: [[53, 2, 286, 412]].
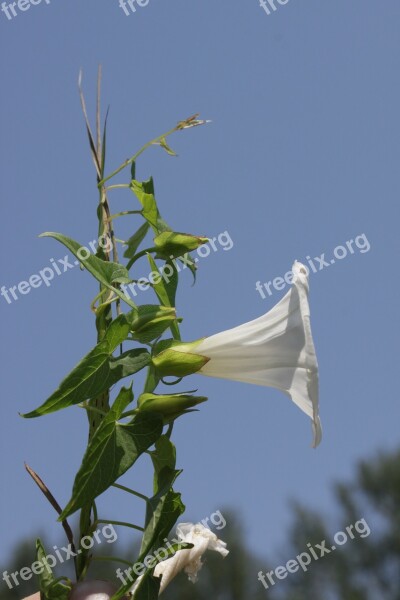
[[92, 556, 134, 567], [96, 519, 144, 532], [112, 483, 149, 502], [25, 464, 78, 579], [98, 126, 179, 187], [108, 210, 143, 221], [126, 247, 157, 271]]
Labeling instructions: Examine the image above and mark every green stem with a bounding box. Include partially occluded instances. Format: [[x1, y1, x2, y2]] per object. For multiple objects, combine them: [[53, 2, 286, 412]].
[[120, 409, 138, 419], [78, 404, 108, 417], [98, 125, 178, 187], [96, 519, 144, 532], [108, 210, 143, 221], [112, 483, 149, 502], [106, 184, 130, 190], [126, 247, 157, 271], [92, 556, 134, 568]]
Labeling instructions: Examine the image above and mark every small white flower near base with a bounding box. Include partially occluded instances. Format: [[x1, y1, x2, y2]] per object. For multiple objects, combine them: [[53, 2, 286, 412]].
[[131, 523, 228, 596]]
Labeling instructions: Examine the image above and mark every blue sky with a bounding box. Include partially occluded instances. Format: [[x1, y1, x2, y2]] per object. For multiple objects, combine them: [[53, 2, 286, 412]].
[[1, 0, 399, 577]]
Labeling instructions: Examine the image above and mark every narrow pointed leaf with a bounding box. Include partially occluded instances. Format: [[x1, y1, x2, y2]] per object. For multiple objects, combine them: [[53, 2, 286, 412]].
[[158, 136, 177, 157], [150, 436, 176, 493], [39, 232, 136, 308], [140, 466, 184, 555], [133, 573, 161, 600], [130, 178, 170, 234], [124, 222, 150, 259], [147, 256, 180, 339], [36, 539, 71, 599]]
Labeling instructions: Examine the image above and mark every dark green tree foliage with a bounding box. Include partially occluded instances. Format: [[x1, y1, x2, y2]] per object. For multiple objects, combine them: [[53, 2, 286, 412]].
[[276, 448, 400, 600]]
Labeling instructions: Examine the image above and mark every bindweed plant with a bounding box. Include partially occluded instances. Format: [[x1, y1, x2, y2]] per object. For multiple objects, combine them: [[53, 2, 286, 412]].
[[22, 69, 321, 600]]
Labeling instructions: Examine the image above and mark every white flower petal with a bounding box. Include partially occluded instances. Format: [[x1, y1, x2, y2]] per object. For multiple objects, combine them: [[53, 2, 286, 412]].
[[195, 261, 321, 447], [132, 523, 229, 596]]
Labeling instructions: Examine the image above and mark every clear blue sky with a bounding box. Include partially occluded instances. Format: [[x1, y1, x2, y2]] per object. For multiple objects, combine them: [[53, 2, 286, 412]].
[[1, 0, 399, 572]]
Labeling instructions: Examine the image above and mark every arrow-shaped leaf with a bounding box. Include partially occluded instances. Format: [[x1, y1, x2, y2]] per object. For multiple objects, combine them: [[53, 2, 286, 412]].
[[59, 390, 163, 519], [22, 316, 149, 418], [39, 232, 136, 307]]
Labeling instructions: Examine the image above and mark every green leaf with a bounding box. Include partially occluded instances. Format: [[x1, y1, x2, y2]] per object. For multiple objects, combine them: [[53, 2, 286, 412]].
[[150, 436, 176, 493], [143, 365, 161, 394], [124, 222, 150, 259], [130, 178, 170, 234], [40, 232, 130, 284], [147, 256, 177, 307], [158, 136, 178, 157], [178, 252, 198, 283], [59, 404, 163, 520], [22, 315, 133, 418], [36, 539, 71, 600], [147, 256, 180, 339], [39, 232, 136, 308], [132, 572, 161, 600], [109, 347, 151, 380], [140, 467, 184, 555]]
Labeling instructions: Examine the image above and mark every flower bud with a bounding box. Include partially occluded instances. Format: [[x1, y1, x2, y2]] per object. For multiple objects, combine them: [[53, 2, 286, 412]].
[[154, 231, 208, 259], [137, 392, 207, 423], [128, 305, 177, 343], [152, 341, 209, 377]]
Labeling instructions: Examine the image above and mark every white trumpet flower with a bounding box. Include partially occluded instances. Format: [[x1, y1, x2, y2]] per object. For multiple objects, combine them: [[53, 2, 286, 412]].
[[195, 261, 321, 446], [159, 261, 320, 447], [131, 523, 228, 596]]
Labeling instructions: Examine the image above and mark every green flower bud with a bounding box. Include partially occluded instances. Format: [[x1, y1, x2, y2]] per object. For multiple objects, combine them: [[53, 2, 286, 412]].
[[153, 231, 209, 259], [128, 305, 177, 343], [137, 392, 207, 423], [152, 340, 209, 377]]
